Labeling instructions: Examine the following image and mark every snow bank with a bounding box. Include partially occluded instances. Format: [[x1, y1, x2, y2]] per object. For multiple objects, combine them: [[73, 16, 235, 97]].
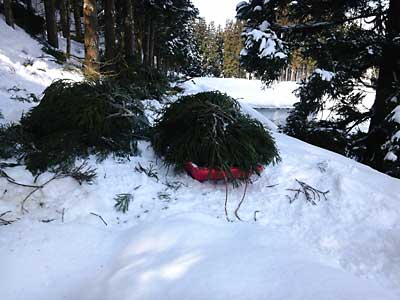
[[84, 215, 397, 300], [181, 77, 299, 108]]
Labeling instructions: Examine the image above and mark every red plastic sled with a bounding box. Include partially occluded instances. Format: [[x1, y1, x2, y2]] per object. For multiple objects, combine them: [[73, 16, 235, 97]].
[[184, 162, 263, 182]]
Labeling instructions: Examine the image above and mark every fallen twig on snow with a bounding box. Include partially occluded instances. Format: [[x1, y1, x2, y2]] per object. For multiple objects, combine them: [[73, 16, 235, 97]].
[[234, 180, 249, 221], [0, 161, 96, 213], [0, 211, 17, 226], [286, 179, 329, 205], [253, 210, 260, 222], [90, 212, 108, 226]]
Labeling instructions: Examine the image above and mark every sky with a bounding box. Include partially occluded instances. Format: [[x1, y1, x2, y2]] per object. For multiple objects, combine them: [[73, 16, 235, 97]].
[[192, 0, 240, 27]]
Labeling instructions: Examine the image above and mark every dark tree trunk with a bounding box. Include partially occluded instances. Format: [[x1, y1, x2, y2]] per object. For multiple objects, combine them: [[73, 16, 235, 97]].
[[59, 0, 69, 38], [65, 0, 71, 56], [83, 0, 99, 79], [104, 0, 116, 65], [3, 0, 14, 28], [124, 0, 136, 61], [26, 0, 33, 11], [72, 0, 83, 41], [115, 0, 124, 55], [149, 20, 156, 68], [144, 17, 151, 67], [365, 0, 400, 169], [44, 0, 59, 48]]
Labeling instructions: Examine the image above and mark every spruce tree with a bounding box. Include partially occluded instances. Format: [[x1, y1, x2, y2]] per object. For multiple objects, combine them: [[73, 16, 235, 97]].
[[58, 0, 69, 38], [72, 0, 83, 41], [83, 0, 99, 79], [44, 0, 59, 48], [223, 20, 244, 78], [104, 0, 116, 65], [124, 0, 136, 62], [3, 0, 14, 28], [237, 0, 400, 177]]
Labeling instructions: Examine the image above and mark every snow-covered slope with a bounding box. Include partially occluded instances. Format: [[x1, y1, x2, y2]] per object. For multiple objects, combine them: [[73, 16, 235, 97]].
[[182, 77, 299, 108], [0, 17, 82, 123], [0, 18, 400, 300]]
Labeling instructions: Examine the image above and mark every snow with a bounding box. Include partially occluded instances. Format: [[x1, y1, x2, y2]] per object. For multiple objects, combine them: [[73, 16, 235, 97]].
[[259, 20, 270, 31], [391, 105, 400, 124], [181, 77, 299, 108], [313, 68, 335, 81], [1, 18, 400, 300], [84, 215, 398, 300], [385, 151, 398, 162], [392, 130, 400, 141], [0, 16, 82, 124]]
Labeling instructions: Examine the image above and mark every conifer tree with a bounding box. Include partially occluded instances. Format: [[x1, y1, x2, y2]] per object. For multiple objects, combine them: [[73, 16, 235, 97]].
[[83, 0, 99, 78], [72, 0, 83, 41], [44, 0, 59, 48], [237, 0, 400, 177], [3, 0, 14, 28], [104, 0, 116, 65], [58, 0, 69, 38], [223, 20, 244, 78], [123, 0, 136, 62]]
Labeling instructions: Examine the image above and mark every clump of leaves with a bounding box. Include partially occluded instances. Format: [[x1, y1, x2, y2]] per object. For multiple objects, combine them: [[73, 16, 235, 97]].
[[114, 193, 134, 213], [0, 79, 149, 174], [151, 91, 281, 186]]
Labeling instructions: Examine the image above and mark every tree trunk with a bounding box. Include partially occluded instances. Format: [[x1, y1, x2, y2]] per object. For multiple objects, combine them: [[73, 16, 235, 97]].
[[149, 20, 156, 68], [59, 0, 69, 38], [44, 0, 59, 48], [365, 0, 400, 169], [104, 0, 116, 65], [144, 17, 151, 67], [115, 0, 124, 55], [3, 0, 14, 28], [83, 0, 99, 79], [72, 0, 83, 41], [124, 0, 136, 62], [26, 0, 33, 11], [65, 0, 71, 56]]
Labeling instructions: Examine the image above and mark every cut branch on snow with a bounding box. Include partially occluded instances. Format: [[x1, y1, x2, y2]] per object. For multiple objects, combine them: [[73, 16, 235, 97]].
[[286, 179, 329, 205]]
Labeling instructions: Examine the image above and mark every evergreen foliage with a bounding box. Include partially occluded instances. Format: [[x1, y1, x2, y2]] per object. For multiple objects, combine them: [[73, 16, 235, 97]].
[[114, 193, 134, 213], [151, 91, 280, 185], [115, 61, 170, 100], [193, 19, 224, 77], [223, 20, 245, 78], [237, 0, 400, 178], [0, 79, 149, 174]]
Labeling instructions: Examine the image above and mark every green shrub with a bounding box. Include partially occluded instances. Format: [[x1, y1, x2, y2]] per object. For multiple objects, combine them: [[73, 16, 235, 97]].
[[151, 91, 280, 185], [0, 79, 149, 174]]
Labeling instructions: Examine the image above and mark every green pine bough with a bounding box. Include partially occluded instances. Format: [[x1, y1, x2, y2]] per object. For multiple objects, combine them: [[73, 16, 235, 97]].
[[151, 91, 281, 186], [0, 79, 149, 174]]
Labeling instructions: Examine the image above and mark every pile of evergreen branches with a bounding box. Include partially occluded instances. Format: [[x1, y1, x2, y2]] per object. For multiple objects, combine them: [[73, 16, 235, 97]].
[[151, 91, 280, 185], [0, 79, 149, 174]]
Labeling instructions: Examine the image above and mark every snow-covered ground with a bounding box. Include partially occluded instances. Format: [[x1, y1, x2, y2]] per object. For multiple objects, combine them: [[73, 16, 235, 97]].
[[182, 77, 299, 108], [1, 18, 400, 300], [0, 18, 82, 123]]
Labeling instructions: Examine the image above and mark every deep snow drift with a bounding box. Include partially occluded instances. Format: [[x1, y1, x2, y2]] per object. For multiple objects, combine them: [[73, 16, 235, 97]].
[[0, 18, 400, 300]]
